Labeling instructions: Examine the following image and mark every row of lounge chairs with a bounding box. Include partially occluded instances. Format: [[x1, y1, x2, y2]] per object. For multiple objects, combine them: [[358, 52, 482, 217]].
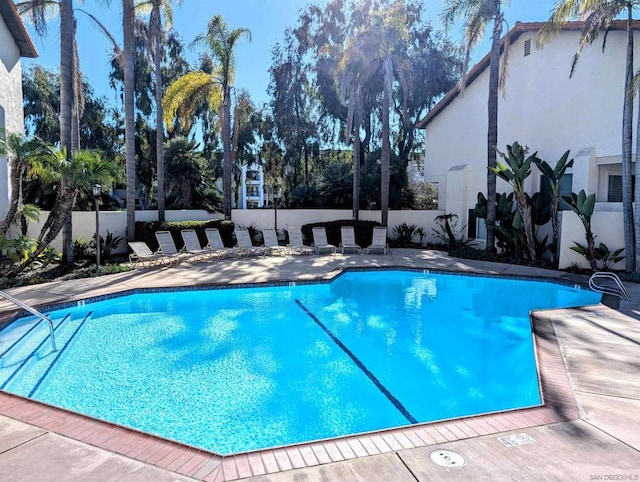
[[128, 226, 389, 267]]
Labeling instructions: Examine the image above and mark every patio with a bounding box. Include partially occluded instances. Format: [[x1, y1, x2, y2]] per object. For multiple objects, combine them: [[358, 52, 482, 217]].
[[0, 249, 638, 481]]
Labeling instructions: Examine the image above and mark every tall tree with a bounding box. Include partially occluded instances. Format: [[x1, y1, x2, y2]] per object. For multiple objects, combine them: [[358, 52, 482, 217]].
[[17, 0, 76, 263], [164, 15, 250, 219], [441, 0, 510, 253], [136, 0, 183, 222], [18, 0, 118, 259], [540, 1, 638, 272], [123, 0, 136, 241]]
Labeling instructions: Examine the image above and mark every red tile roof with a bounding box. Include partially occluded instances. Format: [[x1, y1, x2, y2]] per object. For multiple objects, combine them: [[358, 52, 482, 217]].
[[0, 0, 38, 58]]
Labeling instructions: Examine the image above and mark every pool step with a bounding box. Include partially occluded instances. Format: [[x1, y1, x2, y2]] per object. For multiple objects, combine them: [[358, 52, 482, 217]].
[[0, 313, 90, 396], [0, 314, 70, 368]]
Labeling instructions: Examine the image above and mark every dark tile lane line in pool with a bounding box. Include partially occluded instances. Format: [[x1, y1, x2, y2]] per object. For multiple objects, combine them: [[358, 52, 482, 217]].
[[294, 298, 418, 425], [28, 311, 93, 397]]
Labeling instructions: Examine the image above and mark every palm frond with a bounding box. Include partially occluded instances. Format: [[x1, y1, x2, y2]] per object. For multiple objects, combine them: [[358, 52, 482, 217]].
[[163, 71, 219, 132], [16, 0, 59, 36]]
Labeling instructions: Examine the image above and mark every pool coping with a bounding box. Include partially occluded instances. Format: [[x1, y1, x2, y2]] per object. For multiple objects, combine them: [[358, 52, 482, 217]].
[[0, 267, 589, 481]]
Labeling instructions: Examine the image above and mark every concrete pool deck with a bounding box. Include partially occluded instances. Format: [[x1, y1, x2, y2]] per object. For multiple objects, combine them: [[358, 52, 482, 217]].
[[0, 248, 638, 481]]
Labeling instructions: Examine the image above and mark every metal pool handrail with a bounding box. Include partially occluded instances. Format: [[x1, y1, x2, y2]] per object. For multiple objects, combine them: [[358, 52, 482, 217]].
[[588, 272, 630, 301], [0, 291, 57, 352]]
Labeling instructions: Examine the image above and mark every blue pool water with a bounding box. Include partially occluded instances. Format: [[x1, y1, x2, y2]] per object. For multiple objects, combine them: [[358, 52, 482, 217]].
[[0, 270, 600, 454]]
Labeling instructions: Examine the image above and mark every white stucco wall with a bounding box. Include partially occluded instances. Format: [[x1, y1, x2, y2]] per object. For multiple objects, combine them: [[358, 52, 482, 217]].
[[20, 209, 446, 255], [0, 14, 27, 222], [424, 28, 639, 226], [558, 210, 626, 270]]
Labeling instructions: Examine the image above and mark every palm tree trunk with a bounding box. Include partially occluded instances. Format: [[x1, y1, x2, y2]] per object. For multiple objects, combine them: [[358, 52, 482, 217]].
[[222, 83, 233, 220], [352, 83, 362, 221], [71, 34, 81, 152], [7, 189, 78, 277], [0, 159, 21, 237], [623, 5, 636, 273], [152, 7, 166, 222], [381, 56, 393, 227], [486, 16, 503, 254], [60, 0, 74, 264], [123, 0, 136, 241]]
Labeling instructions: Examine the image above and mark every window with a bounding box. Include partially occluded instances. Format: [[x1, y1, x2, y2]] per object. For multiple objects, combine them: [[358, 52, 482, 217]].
[[608, 175, 636, 202], [246, 170, 259, 181], [246, 186, 260, 197], [524, 39, 531, 57], [540, 173, 572, 210]]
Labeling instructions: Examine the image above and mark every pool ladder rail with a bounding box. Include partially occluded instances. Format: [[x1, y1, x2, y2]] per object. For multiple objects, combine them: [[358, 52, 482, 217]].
[[588, 272, 630, 308], [0, 291, 57, 352]]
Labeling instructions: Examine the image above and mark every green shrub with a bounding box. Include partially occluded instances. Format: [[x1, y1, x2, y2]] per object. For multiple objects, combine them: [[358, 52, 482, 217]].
[[301, 220, 381, 247], [391, 222, 418, 247], [135, 219, 235, 250], [73, 237, 94, 261]]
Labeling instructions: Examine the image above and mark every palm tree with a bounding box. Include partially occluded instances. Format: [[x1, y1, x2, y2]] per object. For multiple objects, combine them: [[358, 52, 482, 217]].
[[17, 0, 76, 263], [18, 0, 118, 258], [164, 15, 250, 220], [0, 133, 39, 237], [441, 0, 510, 253], [350, 3, 409, 227], [539, 1, 637, 273], [336, 27, 378, 221], [136, 0, 183, 222], [534, 151, 574, 267], [123, 0, 136, 241], [7, 146, 121, 276]]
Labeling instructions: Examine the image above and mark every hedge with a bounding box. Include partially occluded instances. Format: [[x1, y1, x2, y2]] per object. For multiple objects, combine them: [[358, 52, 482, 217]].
[[300, 220, 382, 247], [135, 220, 235, 250]]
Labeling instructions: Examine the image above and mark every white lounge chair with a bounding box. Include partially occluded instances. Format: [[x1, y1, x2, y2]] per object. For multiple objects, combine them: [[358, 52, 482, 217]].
[[204, 228, 239, 257], [312, 227, 336, 255], [340, 226, 361, 254], [262, 228, 289, 256], [155, 231, 193, 262], [235, 228, 268, 256], [128, 241, 178, 267], [181, 229, 222, 260], [286, 227, 315, 255], [366, 226, 389, 254]]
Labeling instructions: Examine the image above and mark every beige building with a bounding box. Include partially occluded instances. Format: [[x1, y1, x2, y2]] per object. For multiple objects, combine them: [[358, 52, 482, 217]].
[[418, 21, 638, 254], [0, 0, 37, 220]]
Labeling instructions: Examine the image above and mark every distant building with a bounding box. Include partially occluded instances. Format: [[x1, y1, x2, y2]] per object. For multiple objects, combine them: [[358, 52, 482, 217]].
[[0, 0, 37, 220], [240, 162, 265, 209], [417, 21, 639, 241]]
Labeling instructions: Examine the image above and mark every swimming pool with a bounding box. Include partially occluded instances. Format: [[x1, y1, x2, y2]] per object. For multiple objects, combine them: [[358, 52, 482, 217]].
[[0, 270, 600, 454]]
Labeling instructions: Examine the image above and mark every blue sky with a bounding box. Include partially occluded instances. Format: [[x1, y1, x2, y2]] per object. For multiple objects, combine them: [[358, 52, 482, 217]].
[[21, 1, 554, 109]]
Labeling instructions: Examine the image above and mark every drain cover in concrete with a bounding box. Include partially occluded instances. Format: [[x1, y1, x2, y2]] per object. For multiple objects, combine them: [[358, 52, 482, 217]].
[[498, 433, 536, 448], [430, 449, 465, 467]]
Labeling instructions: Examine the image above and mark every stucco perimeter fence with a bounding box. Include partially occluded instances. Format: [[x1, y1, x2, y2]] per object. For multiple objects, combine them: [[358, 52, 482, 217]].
[[17, 209, 446, 256], [557, 208, 626, 270], [14, 207, 628, 270]]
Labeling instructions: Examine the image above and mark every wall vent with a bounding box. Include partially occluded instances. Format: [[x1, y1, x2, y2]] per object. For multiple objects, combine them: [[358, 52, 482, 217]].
[[524, 38, 531, 57]]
